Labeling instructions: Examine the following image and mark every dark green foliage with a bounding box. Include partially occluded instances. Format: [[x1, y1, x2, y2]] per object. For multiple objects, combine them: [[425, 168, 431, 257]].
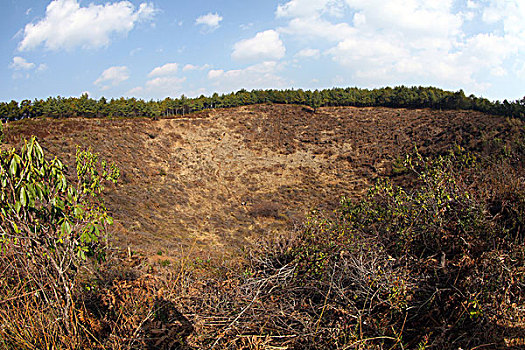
[[2, 86, 525, 121]]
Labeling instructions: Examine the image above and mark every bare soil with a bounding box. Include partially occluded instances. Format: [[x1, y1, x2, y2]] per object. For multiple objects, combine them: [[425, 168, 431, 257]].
[[5, 104, 517, 258]]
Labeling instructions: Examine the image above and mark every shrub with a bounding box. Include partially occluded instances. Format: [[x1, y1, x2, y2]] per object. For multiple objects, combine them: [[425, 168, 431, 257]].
[[281, 146, 525, 348], [0, 137, 119, 347]]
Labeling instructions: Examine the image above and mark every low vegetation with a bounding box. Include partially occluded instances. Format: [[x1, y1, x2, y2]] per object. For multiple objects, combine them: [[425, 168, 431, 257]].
[[0, 100, 524, 349]]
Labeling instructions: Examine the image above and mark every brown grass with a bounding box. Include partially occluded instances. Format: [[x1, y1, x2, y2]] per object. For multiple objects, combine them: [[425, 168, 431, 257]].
[[1, 104, 524, 348], [4, 105, 519, 261]]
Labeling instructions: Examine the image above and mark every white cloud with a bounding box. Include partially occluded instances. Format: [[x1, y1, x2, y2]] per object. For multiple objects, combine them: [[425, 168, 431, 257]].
[[145, 76, 186, 89], [94, 66, 130, 90], [517, 62, 525, 80], [131, 62, 190, 98], [130, 47, 143, 56], [467, 0, 479, 9], [232, 30, 286, 62], [129, 76, 186, 98], [279, 16, 355, 42], [276, 0, 342, 19], [127, 87, 144, 96], [182, 63, 211, 72], [207, 61, 288, 93], [296, 48, 320, 58], [490, 66, 507, 77], [328, 35, 407, 66], [482, 1, 525, 38], [9, 56, 36, 70], [19, 0, 156, 51], [148, 63, 179, 77], [208, 69, 224, 79], [353, 12, 366, 26], [274, 0, 525, 95], [195, 12, 223, 31]]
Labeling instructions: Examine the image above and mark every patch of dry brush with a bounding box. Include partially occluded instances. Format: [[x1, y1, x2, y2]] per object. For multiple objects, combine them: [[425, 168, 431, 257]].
[[1, 108, 524, 349]]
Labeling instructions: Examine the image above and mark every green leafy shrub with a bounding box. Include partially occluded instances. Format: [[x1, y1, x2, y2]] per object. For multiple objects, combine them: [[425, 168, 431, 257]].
[[341, 147, 486, 259], [0, 137, 119, 347]]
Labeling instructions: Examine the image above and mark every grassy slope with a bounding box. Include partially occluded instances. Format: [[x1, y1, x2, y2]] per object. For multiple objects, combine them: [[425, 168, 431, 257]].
[[2, 104, 524, 349], [4, 104, 517, 258]]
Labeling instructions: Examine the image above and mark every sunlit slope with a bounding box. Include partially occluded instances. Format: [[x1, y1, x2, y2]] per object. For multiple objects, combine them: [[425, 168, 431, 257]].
[[6, 104, 517, 256]]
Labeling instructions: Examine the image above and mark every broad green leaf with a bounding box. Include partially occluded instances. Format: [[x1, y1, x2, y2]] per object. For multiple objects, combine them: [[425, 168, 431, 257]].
[[20, 187, 27, 207], [9, 157, 18, 176], [34, 141, 44, 163], [27, 140, 34, 160], [61, 220, 72, 236], [73, 206, 84, 217]]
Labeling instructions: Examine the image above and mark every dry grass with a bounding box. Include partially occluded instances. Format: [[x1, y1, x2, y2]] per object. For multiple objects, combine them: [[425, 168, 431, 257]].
[[4, 105, 519, 260], [1, 105, 524, 349]]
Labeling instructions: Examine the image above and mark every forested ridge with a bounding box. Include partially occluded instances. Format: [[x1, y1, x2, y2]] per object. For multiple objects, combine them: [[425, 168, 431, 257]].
[[2, 85, 525, 121]]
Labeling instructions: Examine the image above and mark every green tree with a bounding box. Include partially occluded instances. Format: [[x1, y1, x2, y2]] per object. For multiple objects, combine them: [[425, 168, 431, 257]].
[[309, 90, 321, 112]]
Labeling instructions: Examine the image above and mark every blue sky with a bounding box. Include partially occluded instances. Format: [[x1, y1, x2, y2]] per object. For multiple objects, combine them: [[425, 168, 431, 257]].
[[2, 0, 525, 102]]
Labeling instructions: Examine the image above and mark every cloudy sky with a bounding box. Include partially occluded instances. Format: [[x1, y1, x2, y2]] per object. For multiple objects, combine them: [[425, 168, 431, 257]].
[[2, 0, 525, 102]]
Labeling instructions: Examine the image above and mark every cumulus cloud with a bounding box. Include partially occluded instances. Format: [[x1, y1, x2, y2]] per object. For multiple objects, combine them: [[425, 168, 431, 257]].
[[232, 30, 286, 62], [296, 48, 320, 58], [9, 56, 36, 70], [148, 63, 179, 77], [279, 16, 355, 42], [130, 62, 192, 98], [37, 63, 48, 72], [129, 76, 187, 98], [195, 12, 223, 31], [94, 66, 130, 90], [19, 0, 156, 51], [276, 0, 342, 19], [275, 0, 525, 94], [481, 1, 525, 38], [145, 76, 186, 89], [9, 57, 47, 80], [183, 63, 211, 72], [517, 62, 525, 80], [208, 61, 288, 93]]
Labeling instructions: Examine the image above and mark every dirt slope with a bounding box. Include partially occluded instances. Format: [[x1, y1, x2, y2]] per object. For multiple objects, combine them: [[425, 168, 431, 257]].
[[5, 104, 518, 257]]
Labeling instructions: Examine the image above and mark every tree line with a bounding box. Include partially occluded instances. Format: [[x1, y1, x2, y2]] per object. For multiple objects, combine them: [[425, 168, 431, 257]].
[[2, 86, 525, 121]]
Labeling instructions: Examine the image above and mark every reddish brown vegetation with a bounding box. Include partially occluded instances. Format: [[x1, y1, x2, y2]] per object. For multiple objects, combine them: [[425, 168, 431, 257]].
[[4, 105, 516, 256], [2, 104, 524, 349]]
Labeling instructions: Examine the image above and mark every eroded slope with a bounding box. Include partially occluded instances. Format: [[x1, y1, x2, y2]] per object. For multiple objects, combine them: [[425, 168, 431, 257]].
[[5, 104, 518, 257]]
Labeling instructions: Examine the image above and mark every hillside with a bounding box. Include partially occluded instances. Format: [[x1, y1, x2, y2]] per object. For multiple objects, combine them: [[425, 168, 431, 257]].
[[2, 104, 525, 349], [4, 104, 517, 258]]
